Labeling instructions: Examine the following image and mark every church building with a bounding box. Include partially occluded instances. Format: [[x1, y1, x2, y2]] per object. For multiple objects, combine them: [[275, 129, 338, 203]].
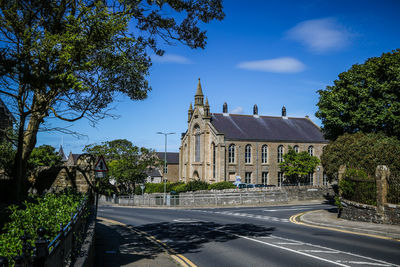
[[179, 79, 328, 186]]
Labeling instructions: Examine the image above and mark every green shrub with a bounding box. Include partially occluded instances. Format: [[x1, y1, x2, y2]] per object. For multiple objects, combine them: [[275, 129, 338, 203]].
[[171, 182, 188, 193], [208, 181, 236, 190], [0, 190, 85, 265], [186, 180, 209, 191], [321, 132, 400, 181]]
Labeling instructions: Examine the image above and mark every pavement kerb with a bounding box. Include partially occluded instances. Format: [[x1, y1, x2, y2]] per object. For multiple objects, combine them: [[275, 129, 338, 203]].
[[290, 210, 400, 242], [97, 216, 197, 267]]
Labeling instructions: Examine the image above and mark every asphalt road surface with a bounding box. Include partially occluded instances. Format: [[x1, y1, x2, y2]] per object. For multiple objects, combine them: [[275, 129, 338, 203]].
[[98, 204, 400, 267]]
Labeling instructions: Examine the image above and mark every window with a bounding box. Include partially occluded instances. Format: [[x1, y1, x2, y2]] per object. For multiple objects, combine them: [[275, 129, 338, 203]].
[[308, 146, 314, 156], [195, 126, 200, 162], [164, 165, 168, 174], [262, 172, 268, 185], [293, 145, 299, 153], [245, 144, 252, 163], [323, 172, 328, 185], [245, 172, 252, 183], [278, 172, 284, 186], [308, 173, 314, 185], [261, 145, 268, 163], [228, 144, 235, 163], [212, 143, 216, 178], [277, 145, 284, 163]]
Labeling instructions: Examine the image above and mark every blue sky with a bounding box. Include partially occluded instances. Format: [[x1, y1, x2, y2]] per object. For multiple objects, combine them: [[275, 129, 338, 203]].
[[37, 0, 400, 154]]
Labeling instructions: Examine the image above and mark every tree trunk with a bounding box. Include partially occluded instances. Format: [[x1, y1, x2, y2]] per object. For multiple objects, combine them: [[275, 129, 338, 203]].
[[12, 113, 43, 201]]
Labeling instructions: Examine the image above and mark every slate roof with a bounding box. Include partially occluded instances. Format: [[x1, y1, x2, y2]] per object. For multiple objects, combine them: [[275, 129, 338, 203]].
[[156, 152, 179, 164], [210, 113, 327, 143], [0, 98, 15, 122], [145, 168, 162, 177]]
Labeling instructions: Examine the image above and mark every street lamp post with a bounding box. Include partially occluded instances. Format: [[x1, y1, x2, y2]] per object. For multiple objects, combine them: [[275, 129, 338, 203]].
[[157, 131, 175, 205]]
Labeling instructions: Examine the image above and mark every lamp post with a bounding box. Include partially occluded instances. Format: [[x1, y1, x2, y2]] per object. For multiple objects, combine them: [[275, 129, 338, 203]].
[[157, 131, 175, 205]]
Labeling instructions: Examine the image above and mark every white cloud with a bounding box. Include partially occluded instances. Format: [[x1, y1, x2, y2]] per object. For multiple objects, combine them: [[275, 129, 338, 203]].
[[237, 57, 305, 73], [286, 18, 351, 53], [152, 53, 192, 64], [231, 106, 244, 114]]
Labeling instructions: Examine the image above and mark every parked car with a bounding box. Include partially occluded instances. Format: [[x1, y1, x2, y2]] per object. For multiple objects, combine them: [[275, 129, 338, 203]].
[[235, 183, 247, 189], [246, 184, 256, 188]]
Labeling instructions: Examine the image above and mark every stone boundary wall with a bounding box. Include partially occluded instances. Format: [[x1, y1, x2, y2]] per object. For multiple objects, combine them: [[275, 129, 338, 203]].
[[340, 199, 400, 225], [99, 186, 334, 207]]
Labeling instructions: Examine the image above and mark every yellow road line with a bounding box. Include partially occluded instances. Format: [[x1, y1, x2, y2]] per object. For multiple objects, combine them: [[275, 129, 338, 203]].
[[289, 211, 400, 242], [97, 216, 197, 267]]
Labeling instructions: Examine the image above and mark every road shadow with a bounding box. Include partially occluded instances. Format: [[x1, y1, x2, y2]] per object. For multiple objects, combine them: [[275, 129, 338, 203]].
[[95, 219, 275, 266], [95, 220, 167, 267], [132, 221, 275, 254]]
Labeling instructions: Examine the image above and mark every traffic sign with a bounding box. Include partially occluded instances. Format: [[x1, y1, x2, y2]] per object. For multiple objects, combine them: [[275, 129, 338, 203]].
[[94, 155, 108, 172]]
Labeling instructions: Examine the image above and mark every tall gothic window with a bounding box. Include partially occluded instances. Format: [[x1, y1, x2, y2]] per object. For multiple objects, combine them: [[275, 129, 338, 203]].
[[261, 145, 268, 163], [262, 172, 268, 185], [245, 144, 251, 163], [195, 126, 200, 162], [293, 145, 299, 153], [245, 172, 252, 183], [277, 145, 284, 163], [212, 143, 216, 178], [308, 146, 314, 156], [308, 172, 314, 185], [228, 144, 235, 163]]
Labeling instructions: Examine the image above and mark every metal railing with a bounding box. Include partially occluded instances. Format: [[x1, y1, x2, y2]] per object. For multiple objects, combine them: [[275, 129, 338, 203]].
[[341, 178, 377, 206], [0, 194, 91, 267], [387, 175, 400, 205]]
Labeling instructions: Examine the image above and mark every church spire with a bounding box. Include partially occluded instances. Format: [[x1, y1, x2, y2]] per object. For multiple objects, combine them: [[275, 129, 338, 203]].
[[194, 78, 204, 107]]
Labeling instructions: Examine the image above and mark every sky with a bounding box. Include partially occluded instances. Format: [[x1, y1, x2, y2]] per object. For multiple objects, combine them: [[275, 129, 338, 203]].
[[36, 0, 400, 154]]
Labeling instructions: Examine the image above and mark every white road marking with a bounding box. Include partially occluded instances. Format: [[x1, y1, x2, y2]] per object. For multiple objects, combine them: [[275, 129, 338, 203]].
[[299, 250, 340, 254], [263, 208, 313, 212], [336, 261, 392, 266]]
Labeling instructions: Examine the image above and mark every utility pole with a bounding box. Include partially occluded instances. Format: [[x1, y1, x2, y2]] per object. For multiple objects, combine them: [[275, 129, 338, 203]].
[[157, 132, 175, 205]]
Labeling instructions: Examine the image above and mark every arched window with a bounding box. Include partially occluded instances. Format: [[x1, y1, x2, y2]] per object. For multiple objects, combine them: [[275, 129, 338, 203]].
[[228, 144, 235, 163], [212, 143, 216, 178], [308, 146, 314, 156], [245, 144, 251, 163], [194, 126, 200, 162], [277, 145, 284, 163], [293, 145, 299, 153], [261, 145, 268, 163]]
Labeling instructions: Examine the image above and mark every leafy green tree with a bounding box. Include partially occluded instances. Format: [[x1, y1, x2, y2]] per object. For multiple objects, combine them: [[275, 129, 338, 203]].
[[321, 132, 400, 181], [316, 49, 400, 141], [279, 147, 320, 185], [28, 145, 62, 169], [84, 139, 161, 194], [0, 0, 224, 200]]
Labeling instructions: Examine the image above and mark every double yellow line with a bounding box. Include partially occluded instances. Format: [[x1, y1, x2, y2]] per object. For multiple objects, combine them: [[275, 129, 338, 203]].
[[290, 211, 400, 242], [98, 217, 197, 267]]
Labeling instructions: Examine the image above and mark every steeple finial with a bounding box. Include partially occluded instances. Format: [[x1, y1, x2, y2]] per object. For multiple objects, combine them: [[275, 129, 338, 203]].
[[188, 102, 193, 122], [194, 78, 204, 107], [204, 97, 210, 118]]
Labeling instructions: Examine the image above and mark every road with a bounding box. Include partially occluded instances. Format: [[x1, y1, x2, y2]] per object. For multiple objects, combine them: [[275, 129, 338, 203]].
[[98, 204, 400, 267]]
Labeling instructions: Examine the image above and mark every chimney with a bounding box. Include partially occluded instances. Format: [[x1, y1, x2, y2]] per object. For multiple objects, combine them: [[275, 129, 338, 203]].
[[253, 104, 258, 115], [223, 102, 228, 113]]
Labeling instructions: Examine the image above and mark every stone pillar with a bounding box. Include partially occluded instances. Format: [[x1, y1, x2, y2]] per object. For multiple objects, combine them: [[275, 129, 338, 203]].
[[337, 165, 346, 195], [375, 165, 389, 220]]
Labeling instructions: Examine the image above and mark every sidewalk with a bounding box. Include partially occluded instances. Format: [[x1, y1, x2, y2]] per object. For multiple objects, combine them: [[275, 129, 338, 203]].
[[95, 218, 179, 267], [298, 208, 400, 241]]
